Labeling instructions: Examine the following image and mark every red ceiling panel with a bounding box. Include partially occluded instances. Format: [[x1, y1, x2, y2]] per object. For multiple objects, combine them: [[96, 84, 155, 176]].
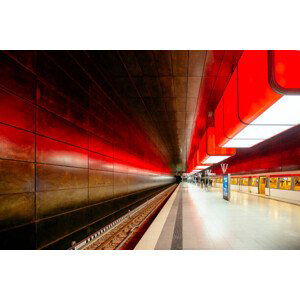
[[187, 51, 243, 171], [197, 127, 235, 164], [271, 50, 300, 91], [238, 51, 281, 124]]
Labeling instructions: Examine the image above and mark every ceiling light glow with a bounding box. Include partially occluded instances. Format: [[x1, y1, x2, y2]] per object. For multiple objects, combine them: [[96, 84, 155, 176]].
[[222, 95, 300, 148], [195, 165, 210, 169], [202, 156, 230, 164]]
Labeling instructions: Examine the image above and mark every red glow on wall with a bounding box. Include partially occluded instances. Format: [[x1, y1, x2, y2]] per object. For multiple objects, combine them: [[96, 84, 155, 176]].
[[0, 52, 172, 176]]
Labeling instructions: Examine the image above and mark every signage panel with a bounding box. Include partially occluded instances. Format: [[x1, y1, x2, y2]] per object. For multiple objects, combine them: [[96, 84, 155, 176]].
[[223, 174, 230, 200]]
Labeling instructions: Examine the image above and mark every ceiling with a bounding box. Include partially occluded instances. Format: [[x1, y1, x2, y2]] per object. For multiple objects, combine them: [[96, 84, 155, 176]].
[[88, 50, 243, 172]]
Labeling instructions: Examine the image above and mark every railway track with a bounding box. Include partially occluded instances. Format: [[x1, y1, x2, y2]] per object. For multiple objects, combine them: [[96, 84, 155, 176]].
[[80, 184, 177, 250]]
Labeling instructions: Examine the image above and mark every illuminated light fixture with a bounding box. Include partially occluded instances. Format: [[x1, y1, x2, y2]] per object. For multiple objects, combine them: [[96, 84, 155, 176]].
[[202, 156, 231, 164], [223, 95, 300, 147], [195, 165, 210, 170], [222, 139, 260, 148], [215, 50, 300, 149], [197, 127, 235, 165]]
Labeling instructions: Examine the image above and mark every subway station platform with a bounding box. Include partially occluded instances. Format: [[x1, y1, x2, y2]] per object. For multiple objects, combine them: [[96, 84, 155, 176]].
[[135, 183, 300, 250]]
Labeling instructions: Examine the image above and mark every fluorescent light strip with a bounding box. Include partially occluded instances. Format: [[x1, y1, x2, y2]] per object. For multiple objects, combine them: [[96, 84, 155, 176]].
[[233, 124, 292, 140], [222, 95, 300, 148], [195, 165, 210, 170], [222, 139, 262, 148], [252, 95, 300, 125], [202, 156, 230, 164]]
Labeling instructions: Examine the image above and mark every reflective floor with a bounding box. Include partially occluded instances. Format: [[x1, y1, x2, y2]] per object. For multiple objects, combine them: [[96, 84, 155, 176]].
[[136, 183, 300, 249]]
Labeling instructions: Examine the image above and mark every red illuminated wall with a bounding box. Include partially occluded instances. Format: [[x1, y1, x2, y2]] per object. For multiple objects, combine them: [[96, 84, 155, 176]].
[[0, 51, 174, 249]]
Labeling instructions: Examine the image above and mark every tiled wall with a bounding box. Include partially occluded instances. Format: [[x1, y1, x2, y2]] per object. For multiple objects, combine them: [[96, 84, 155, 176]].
[[0, 51, 174, 249]]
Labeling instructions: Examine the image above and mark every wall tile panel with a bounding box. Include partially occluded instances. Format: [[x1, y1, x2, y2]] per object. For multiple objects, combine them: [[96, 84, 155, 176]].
[[36, 188, 88, 219], [36, 208, 89, 249], [0, 88, 35, 130], [36, 164, 88, 191], [0, 124, 35, 162], [36, 136, 88, 168], [0, 160, 34, 194], [0, 53, 36, 100], [88, 186, 114, 204], [89, 134, 114, 157], [88, 152, 114, 171], [0, 51, 174, 249], [0, 192, 35, 231], [36, 108, 89, 149], [89, 170, 114, 187]]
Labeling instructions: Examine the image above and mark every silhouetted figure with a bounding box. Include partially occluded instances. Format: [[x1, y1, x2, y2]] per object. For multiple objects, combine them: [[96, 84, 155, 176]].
[[175, 175, 182, 183]]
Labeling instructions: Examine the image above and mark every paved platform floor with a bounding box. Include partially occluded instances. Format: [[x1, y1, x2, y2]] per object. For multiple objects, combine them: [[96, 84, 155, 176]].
[[135, 183, 300, 250]]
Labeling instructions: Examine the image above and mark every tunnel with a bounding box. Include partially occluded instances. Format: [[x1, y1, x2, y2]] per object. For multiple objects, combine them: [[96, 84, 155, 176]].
[[2, 3, 299, 300], [0, 50, 300, 251]]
